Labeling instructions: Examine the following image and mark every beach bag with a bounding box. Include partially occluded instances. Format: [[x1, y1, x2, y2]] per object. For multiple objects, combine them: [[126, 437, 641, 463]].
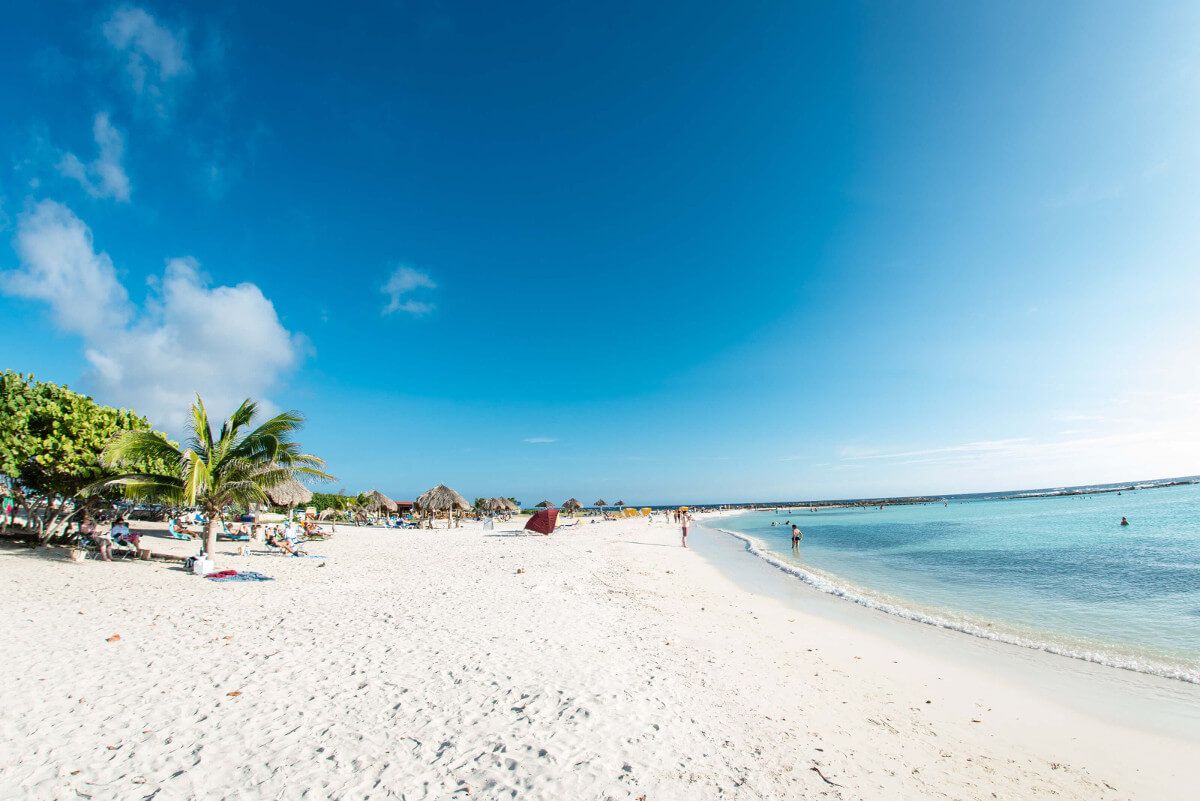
[[190, 555, 214, 575]]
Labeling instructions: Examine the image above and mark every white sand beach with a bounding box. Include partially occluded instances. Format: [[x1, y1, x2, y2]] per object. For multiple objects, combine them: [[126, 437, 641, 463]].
[[3, 513, 1199, 800]]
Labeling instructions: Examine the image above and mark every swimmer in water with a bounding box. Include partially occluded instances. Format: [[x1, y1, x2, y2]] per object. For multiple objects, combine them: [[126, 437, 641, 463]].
[[791, 524, 802, 548], [1120, 516, 1129, 526]]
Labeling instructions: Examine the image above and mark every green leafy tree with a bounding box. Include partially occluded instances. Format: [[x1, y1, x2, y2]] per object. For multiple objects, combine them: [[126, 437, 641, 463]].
[[0, 371, 172, 542], [96, 396, 332, 561], [310, 491, 353, 513]]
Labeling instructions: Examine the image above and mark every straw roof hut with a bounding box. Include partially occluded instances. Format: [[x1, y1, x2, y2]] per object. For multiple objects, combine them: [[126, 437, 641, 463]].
[[415, 484, 471, 528], [593, 499, 607, 508], [365, 489, 398, 514], [534, 499, 556, 508], [562, 498, 582, 517], [265, 478, 313, 510]]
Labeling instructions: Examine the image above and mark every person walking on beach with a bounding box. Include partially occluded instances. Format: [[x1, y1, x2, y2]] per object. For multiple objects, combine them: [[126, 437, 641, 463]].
[[791, 524, 803, 550], [681, 511, 692, 547]]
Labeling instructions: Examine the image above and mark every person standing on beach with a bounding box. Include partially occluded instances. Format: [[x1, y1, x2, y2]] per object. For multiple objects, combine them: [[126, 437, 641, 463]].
[[791, 524, 802, 549], [681, 511, 692, 547]]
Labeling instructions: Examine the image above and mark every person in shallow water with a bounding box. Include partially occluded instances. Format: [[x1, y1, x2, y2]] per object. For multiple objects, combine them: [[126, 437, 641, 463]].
[[791, 524, 803, 548], [1120, 516, 1129, 526]]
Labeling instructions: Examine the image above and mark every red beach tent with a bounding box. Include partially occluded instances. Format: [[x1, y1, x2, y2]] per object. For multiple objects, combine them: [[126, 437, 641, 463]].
[[524, 508, 558, 535]]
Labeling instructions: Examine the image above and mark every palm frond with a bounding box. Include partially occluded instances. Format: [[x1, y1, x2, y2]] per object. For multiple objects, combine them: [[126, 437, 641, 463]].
[[291, 464, 336, 482], [226, 399, 258, 437], [230, 432, 280, 465], [102, 430, 184, 470], [182, 448, 208, 507], [188, 396, 215, 457], [83, 473, 186, 503]]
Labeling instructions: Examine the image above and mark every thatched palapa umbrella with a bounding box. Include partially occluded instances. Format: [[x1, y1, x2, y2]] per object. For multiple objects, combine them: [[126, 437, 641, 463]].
[[534, 499, 556, 508], [365, 489, 398, 513], [415, 484, 471, 528], [266, 478, 313, 519], [562, 498, 582, 517], [483, 497, 515, 516]]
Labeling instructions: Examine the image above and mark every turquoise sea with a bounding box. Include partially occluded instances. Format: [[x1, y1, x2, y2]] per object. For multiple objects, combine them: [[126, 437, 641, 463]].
[[714, 480, 1200, 683]]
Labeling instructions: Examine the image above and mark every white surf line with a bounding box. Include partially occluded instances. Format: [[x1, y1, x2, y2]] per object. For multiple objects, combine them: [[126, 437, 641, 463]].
[[706, 524, 1200, 685]]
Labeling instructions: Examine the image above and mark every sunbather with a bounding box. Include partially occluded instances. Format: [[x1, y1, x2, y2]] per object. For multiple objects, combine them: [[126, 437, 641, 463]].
[[169, 517, 199, 538], [266, 530, 304, 556]]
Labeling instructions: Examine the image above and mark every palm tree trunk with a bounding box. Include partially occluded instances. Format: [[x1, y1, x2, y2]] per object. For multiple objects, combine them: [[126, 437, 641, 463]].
[[203, 517, 217, 557]]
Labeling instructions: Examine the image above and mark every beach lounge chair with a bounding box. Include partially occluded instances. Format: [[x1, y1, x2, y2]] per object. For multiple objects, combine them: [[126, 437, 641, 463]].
[[167, 520, 192, 540], [219, 522, 250, 541], [110, 533, 139, 560]]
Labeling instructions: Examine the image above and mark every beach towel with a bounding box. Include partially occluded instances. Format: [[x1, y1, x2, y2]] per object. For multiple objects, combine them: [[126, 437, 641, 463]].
[[205, 570, 274, 582]]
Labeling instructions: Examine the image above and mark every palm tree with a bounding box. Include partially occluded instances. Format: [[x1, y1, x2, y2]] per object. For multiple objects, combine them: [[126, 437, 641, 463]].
[[94, 396, 332, 561]]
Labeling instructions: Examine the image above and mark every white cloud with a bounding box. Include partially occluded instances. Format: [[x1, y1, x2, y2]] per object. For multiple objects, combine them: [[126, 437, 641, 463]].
[[7, 199, 130, 338], [3, 200, 303, 431], [57, 113, 131, 201], [523, 437, 557, 444], [382, 265, 436, 315], [103, 5, 189, 113]]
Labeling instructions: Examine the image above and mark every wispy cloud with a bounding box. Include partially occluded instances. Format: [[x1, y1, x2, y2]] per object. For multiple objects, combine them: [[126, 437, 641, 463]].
[[840, 438, 1033, 462], [523, 437, 557, 444], [2, 200, 304, 430], [382, 265, 436, 315], [103, 5, 190, 115], [57, 113, 131, 201]]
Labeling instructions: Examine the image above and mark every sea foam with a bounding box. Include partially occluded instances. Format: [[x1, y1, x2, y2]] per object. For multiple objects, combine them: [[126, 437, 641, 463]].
[[712, 526, 1200, 685]]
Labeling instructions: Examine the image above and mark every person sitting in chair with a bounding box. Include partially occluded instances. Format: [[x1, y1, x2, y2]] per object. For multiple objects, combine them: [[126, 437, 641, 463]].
[[266, 529, 304, 556], [110, 516, 138, 548]]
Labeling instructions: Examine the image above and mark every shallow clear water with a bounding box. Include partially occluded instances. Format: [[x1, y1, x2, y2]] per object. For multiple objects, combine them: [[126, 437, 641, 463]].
[[718, 482, 1200, 681]]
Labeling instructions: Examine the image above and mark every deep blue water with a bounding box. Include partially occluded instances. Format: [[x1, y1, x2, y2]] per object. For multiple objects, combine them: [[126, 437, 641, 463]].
[[717, 481, 1200, 681]]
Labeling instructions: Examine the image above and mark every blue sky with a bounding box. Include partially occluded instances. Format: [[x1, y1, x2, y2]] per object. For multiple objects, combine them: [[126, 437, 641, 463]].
[[3, 2, 1200, 503]]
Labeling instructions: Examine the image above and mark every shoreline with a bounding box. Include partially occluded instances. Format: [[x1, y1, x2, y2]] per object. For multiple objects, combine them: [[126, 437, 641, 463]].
[[703, 520, 1200, 686], [689, 518, 1200, 742], [4, 515, 1199, 799]]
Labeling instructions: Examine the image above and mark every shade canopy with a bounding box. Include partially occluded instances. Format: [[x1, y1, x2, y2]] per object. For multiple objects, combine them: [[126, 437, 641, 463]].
[[525, 508, 558, 535], [365, 489, 398, 513], [593, 499, 607, 507], [415, 484, 471, 513], [614, 500, 626, 507], [562, 498, 583, 511], [534, 499, 556, 508], [265, 479, 313, 508]]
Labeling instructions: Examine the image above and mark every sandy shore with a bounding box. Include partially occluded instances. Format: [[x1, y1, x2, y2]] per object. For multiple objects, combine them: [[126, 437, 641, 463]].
[[2, 513, 1198, 800]]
